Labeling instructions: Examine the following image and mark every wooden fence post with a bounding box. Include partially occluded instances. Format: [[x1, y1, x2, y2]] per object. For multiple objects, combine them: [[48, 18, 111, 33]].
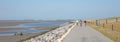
[[96, 20, 99, 26], [106, 19, 108, 24], [116, 18, 118, 22], [112, 24, 114, 31]]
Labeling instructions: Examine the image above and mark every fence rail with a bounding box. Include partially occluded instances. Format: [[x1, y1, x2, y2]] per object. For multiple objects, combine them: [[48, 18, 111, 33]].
[[87, 17, 120, 32]]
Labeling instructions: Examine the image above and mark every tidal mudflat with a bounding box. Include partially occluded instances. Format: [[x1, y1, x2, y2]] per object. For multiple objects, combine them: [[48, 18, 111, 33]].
[[0, 20, 67, 42]]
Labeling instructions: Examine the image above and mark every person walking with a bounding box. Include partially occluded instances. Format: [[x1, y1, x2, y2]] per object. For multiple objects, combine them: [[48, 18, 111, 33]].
[[84, 20, 87, 26], [80, 20, 82, 27]]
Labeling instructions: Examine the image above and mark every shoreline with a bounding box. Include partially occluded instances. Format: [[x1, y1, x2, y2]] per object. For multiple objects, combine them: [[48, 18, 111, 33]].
[[0, 20, 69, 42], [0, 26, 58, 42], [24, 22, 76, 42], [0, 32, 47, 42]]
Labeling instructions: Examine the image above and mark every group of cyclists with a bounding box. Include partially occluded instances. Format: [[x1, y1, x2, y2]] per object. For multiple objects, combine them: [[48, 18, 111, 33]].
[[76, 20, 87, 26]]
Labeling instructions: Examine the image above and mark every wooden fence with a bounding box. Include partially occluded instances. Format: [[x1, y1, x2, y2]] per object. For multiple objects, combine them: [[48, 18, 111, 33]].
[[87, 17, 120, 32]]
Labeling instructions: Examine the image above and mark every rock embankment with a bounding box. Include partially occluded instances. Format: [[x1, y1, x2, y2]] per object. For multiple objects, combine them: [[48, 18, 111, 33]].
[[24, 23, 76, 42]]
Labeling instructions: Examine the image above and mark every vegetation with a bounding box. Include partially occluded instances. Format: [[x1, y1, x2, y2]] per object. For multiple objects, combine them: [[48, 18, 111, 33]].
[[87, 17, 120, 42]]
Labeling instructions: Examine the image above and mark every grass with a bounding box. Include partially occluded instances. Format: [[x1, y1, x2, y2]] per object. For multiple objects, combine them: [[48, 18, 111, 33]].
[[87, 17, 120, 42], [88, 24, 120, 42]]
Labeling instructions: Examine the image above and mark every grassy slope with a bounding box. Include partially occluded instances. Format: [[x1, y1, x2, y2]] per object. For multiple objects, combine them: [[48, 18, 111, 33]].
[[87, 17, 120, 42], [88, 24, 120, 42]]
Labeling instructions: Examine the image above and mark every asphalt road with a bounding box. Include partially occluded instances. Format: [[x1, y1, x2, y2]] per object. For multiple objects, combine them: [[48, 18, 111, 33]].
[[62, 23, 113, 42]]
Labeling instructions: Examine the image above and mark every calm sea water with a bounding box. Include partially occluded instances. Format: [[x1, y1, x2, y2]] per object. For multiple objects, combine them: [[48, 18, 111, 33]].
[[0, 21, 68, 36]]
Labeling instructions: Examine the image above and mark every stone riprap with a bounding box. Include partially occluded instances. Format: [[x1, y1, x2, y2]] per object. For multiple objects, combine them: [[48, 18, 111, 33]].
[[24, 23, 76, 42]]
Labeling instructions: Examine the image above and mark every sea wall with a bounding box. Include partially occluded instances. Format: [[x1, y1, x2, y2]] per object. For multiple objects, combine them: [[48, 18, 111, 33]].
[[24, 22, 76, 42]]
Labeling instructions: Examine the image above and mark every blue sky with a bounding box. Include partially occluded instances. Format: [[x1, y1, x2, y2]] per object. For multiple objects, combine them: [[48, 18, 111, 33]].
[[0, 0, 120, 20]]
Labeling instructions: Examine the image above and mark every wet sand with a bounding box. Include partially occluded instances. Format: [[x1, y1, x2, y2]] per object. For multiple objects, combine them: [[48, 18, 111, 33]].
[[0, 26, 58, 42], [0, 20, 65, 42], [0, 20, 60, 42], [0, 33, 45, 42], [0, 21, 30, 42], [0, 28, 25, 31]]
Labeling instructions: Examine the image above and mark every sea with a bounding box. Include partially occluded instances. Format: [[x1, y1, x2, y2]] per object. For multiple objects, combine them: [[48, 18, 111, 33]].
[[0, 21, 69, 36]]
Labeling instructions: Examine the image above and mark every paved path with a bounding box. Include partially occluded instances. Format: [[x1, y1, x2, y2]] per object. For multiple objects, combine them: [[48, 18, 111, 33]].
[[62, 24, 113, 42]]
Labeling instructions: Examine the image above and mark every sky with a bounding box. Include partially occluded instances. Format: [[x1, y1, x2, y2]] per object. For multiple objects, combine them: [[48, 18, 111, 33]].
[[0, 0, 120, 20]]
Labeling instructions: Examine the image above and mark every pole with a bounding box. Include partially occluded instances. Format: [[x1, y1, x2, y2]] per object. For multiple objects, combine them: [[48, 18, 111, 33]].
[[112, 24, 114, 31], [106, 19, 108, 24], [116, 18, 118, 22]]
